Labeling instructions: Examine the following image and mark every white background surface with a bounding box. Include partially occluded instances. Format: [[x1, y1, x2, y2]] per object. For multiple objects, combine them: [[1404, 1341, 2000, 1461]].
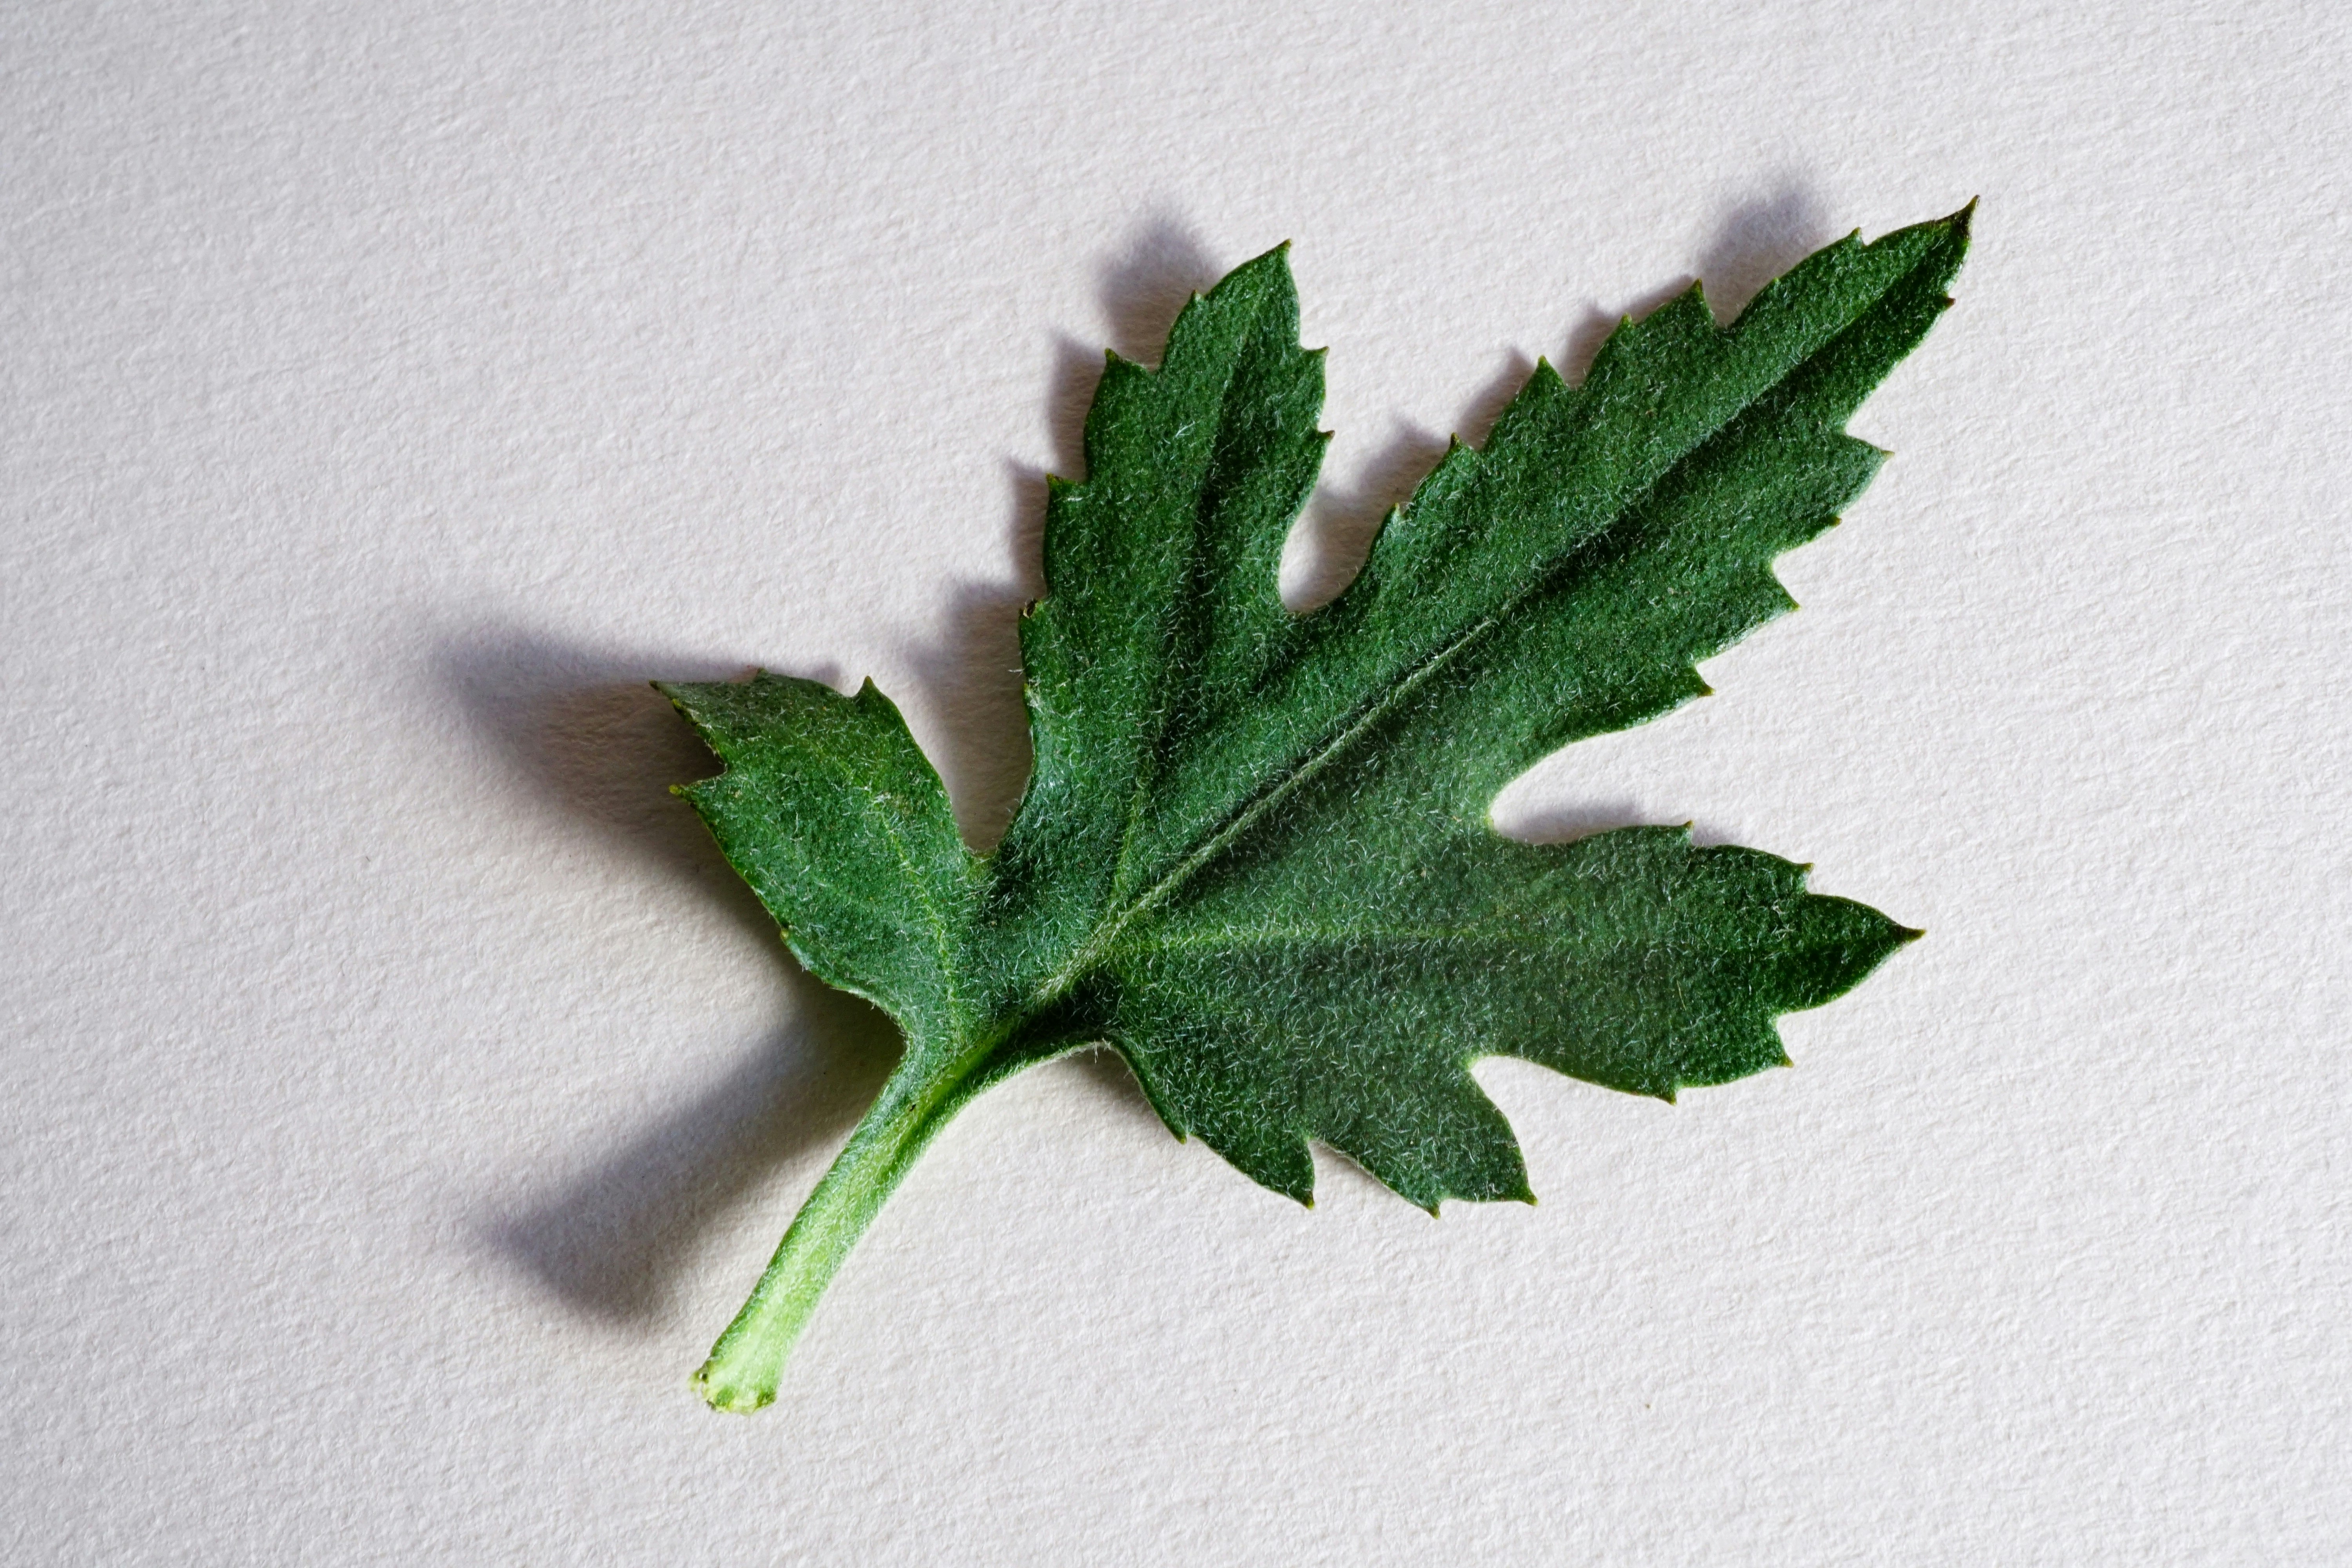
[[5, 2, 2347, 1561]]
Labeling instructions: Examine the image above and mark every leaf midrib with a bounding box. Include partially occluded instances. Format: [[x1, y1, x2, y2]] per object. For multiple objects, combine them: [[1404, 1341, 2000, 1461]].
[[1106, 925, 1828, 958]]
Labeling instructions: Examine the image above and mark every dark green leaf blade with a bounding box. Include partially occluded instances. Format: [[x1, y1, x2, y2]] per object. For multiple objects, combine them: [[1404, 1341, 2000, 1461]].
[[996, 210, 1965, 1204], [658, 211, 1965, 1407], [658, 673, 975, 1045], [1112, 210, 1967, 903], [1090, 828, 1915, 1208], [989, 244, 1328, 986]]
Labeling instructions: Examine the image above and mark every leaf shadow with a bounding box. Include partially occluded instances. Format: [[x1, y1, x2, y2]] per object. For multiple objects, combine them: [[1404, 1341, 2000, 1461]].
[[488, 1013, 900, 1321], [1504, 800, 1742, 849], [439, 629, 901, 1321], [439, 630, 785, 941], [1695, 178, 1838, 323]]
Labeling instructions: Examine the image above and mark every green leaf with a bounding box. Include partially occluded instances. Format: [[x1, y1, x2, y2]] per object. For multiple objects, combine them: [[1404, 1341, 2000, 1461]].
[[655, 208, 1966, 1410]]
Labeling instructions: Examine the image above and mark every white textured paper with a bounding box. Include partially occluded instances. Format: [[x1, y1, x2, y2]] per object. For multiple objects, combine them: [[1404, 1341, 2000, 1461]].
[[6, 2, 2348, 1561]]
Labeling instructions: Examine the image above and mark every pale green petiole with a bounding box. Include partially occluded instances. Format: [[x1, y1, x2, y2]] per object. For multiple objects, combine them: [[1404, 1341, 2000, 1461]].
[[695, 1052, 964, 1411], [693, 1034, 1044, 1411]]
